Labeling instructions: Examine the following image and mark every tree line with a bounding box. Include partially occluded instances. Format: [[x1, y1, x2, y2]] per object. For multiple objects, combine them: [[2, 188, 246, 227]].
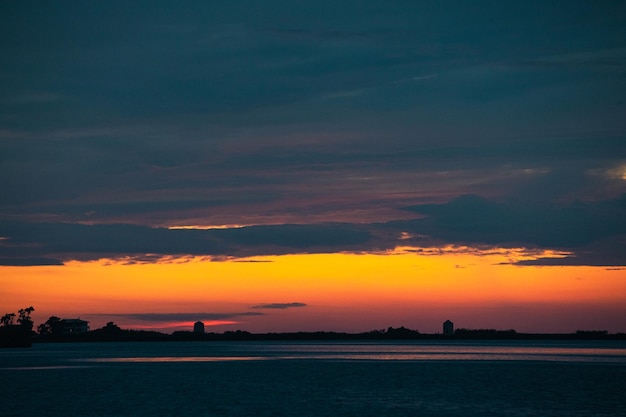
[[2, 306, 624, 346], [0, 306, 35, 347]]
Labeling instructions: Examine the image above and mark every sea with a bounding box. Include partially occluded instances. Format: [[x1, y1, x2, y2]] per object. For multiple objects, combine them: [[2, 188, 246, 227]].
[[1, 340, 625, 417]]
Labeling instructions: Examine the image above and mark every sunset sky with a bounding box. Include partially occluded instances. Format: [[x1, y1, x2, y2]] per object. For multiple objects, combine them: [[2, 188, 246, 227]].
[[1, 1, 625, 334]]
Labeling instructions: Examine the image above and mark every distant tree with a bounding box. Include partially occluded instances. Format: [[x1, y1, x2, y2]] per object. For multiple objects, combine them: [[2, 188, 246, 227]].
[[102, 322, 121, 334], [17, 306, 35, 331], [575, 330, 608, 339], [1, 313, 16, 327], [0, 307, 35, 348], [38, 316, 63, 336], [37, 323, 48, 335], [454, 328, 517, 339], [384, 326, 420, 339]]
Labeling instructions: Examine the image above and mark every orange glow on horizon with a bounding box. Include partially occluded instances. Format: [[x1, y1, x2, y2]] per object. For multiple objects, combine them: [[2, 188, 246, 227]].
[[1, 248, 625, 333], [129, 320, 238, 331]]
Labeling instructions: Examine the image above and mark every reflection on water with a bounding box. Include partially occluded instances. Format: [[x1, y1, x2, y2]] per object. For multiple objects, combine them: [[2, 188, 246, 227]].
[[22, 340, 626, 365], [81, 356, 268, 363], [232, 342, 626, 363]]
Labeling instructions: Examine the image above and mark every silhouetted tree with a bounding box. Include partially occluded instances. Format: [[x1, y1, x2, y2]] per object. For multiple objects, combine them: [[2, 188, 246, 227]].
[[38, 316, 63, 336], [1, 313, 16, 326], [17, 306, 34, 331], [102, 322, 121, 334], [36, 323, 48, 335], [575, 330, 608, 339], [454, 328, 517, 339], [384, 326, 420, 339], [0, 307, 35, 348]]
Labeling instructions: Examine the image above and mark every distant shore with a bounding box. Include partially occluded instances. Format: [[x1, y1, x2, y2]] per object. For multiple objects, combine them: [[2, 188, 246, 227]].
[[27, 327, 626, 344]]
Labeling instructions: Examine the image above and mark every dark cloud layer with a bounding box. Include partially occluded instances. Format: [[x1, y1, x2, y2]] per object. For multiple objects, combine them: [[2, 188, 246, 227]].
[[402, 194, 626, 249], [1, 2, 625, 266], [1, 194, 625, 265], [252, 303, 307, 310], [0, 221, 373, 264], [0, 257, 65, 267], [399, 194, 626, 266]]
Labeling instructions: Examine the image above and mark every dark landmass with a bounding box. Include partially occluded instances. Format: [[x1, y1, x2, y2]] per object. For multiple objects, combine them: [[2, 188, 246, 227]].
[[3, 310, 625, 348], [0, 325, 33, 348], [26, 326, 626, 345], [33, 322, 169, 343], [0, 307, 35, 347], [169, 328, 626, 342], [4, 308, 624, 348]]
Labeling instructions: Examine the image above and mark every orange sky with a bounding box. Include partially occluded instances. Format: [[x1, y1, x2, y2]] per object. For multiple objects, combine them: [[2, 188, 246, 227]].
[[2, 248, 625, 334], [2, 3, 625, 340]]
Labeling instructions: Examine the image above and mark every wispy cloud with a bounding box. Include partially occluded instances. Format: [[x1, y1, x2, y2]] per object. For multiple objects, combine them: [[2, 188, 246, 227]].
[[0, 92, 64, 105], [1, 193, 625, 266], [88, 312, 263, 322], [251, 303, 307, 310], [0, 257, 64, 266]]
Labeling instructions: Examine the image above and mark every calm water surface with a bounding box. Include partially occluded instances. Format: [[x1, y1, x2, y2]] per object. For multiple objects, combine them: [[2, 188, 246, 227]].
[[2, 340, 625, 416]]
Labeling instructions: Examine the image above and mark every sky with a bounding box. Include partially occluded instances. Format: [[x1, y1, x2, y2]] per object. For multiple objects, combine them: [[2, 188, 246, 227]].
[[1, 1, 625, 334]]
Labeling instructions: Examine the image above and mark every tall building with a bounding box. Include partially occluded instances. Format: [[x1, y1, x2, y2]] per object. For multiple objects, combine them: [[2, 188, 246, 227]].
[[443, 320, 454, 336], [193, 321, 205, 334]]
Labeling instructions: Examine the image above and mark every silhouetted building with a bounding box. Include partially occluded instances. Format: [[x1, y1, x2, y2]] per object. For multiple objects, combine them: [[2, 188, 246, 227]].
[[194, 321, 205, 334], [61, 319, 89, 334], [443, 320, 454, 336]]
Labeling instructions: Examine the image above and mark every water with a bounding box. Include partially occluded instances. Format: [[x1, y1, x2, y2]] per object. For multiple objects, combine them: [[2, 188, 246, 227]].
[[1, 340, 625, 416]]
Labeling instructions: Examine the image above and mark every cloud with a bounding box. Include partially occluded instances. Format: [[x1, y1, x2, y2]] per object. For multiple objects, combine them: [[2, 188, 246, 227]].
[[513, 257, 624, 267], [398, 194, 626, 266], [520, 47, 626, 70], [0, 257, 64, 267], [0, 221, 372, 264], [510, 236, 626, 267], [251, 303, 307, 310], [231, 259, 273, 263], [1, 193, 625, 266], [216, 224, 370, 250], [402, 194, 626, 248], [0, 92, 64, 105], [89, 312, 263, 322]]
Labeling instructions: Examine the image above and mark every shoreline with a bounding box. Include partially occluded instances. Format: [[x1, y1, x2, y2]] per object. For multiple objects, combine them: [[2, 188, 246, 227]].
[[30, 329, 626, 344]]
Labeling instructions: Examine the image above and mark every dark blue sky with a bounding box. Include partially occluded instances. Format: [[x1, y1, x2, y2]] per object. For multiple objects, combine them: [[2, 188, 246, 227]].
[[1, 1, 625, 265]]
